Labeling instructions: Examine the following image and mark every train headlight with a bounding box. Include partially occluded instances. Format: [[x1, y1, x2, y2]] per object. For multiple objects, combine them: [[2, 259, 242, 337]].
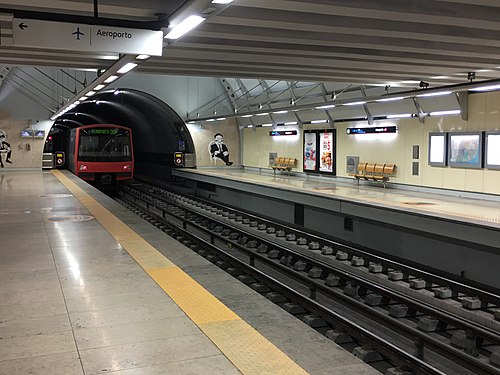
[[80, 165, 88, 171], [123, 165, 131, 170]]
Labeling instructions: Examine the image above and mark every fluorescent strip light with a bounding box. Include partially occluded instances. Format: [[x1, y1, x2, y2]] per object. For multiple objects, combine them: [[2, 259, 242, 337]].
[[165, 15, 205, 39], [136, 54, 150, 60], [86, 91, 96, 96], [284, 121, 298, 125], [417, 91, 452, 98], [273, 110, 288, 114], [429, 110, 461, 116], [387, 113, 413, 119], [470, 84, 500, 92], [80, 96, 87, 101], [315, 104, 335, 109], [241, 114, 253, 118], [256, 113, 269, 116], [247, 125, 254, 128], [117, 62, 137, 74], [311, 119, 328, 124], [345, 101, 366, 106], [216, 117, 226, 121], [431, 76, 451, 79], [74, 100, 80, 105], [261, 123, 273, 127], [93, 84, 105, 91], [104, 75, 119, 83], [376, 96, 405, 102], [206, 119, 215, 122], [212, 0, 233, 3]]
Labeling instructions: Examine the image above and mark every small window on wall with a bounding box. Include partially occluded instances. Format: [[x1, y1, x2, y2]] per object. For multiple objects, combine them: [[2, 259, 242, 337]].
[[485, 132, 500, 170], [428, 132, 447, 167], [448, 132, 484, 169]]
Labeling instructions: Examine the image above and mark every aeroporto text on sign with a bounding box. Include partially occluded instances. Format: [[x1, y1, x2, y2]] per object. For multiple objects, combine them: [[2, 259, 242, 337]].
[[13, 18, 163, 56]]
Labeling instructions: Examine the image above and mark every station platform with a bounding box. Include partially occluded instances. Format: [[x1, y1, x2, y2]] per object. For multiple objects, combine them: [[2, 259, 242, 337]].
[[172, 167, 500, 290], [0, 169, 378, 375], [174, 167, 500, 230]]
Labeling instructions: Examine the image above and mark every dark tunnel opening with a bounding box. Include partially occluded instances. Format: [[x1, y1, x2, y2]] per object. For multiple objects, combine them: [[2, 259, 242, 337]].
[[46, 88, 196, 180]]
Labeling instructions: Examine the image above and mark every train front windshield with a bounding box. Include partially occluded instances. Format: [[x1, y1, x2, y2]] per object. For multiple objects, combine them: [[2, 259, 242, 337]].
[[78, 127, 132, 162]]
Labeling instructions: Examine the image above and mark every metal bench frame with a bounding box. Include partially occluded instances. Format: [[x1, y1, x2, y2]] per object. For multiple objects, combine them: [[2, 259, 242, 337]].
[[354, 162, 396, 188], [271, 157, 297, 176]]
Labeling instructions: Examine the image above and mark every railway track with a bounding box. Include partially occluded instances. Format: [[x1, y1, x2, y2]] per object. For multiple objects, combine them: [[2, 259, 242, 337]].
[[116, 180, 500, 375]]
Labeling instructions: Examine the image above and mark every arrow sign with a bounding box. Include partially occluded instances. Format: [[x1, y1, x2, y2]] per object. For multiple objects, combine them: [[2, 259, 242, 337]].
[[13, 18, 163, 56]]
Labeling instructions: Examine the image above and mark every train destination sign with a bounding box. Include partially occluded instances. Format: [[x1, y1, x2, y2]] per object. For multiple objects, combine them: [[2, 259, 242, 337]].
[[346, 126, 397, 135], [12, 18, 163, 56]]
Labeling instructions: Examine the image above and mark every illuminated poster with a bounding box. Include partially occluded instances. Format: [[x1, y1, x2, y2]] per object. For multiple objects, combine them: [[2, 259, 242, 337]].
[[303, 132, 317, 171], [319, 132, 333, 173]]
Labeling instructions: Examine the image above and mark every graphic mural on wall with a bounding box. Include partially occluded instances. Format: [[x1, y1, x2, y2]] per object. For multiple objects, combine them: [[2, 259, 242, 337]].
[[0, 129, 13, 168], [209, 133, 233, 166]]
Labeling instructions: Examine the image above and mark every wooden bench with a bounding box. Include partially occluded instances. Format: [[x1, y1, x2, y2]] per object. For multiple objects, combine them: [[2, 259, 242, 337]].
[[271, 157, 297, 175], [354, 162, 396, 188]]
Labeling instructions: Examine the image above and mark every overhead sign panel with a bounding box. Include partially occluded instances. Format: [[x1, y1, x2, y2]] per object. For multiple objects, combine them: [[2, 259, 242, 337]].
[[12, 18, 163, 56]]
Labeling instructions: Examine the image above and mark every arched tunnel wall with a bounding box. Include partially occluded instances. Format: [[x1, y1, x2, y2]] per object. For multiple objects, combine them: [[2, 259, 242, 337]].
[[51, 88, 199, 180]]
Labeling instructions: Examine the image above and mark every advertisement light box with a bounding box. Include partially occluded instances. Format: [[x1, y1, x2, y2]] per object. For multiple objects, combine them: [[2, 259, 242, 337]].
[[486, 132, 500, 169], [428, 132, 447, 166], [448, 132, 483, 169]]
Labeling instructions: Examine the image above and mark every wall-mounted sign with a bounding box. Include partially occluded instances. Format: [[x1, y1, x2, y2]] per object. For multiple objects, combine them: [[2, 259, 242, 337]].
[[448, 132, 483, 169], [303, 132, 317, 171], [55, 152, 65, 167], [346, 126, 397, 135], [174, 152, 184, 167], [13, 18, 163, 56], [319, 132, 334, 173], [486, 132, 500, 170], [428, 132, 447, 166], [302, 129, 336, 175], [269, 130, 298, 136]]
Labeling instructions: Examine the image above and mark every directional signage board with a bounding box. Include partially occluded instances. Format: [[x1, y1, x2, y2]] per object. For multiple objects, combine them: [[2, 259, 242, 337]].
[[13, 18, 163, 56]]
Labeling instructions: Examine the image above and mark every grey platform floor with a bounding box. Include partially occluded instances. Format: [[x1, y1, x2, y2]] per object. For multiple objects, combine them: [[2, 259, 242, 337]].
[[0, 170, 378, 375]]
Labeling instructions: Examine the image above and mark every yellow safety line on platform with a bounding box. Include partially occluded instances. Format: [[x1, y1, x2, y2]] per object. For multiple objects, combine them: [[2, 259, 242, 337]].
[[52, 170, 308, 375]]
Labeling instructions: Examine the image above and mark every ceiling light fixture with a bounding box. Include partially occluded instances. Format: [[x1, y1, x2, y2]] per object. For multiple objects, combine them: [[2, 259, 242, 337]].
[[376, 96, 405, 102], [165, 15, 205, 39], [345, 101, 366, 106], [429, 110, 461, 116], [261, 123, 273, 127], [273, 110, 288, 114], [93, 84, 105, 91], [136, 54, 150, 60], [311, 119, 328, 124], [103, 75, 119, 84], [315, 104, 335, 109], [117, 62, 138, 74], [470, 84, 500, 92], [417, 91, 452, 98], [386, 113, 413, 119], [212, 0, 233, 3]]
